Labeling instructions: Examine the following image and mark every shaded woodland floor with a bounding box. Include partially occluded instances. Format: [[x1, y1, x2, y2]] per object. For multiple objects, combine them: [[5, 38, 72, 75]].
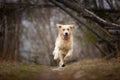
[[0, 58, 120, 80]]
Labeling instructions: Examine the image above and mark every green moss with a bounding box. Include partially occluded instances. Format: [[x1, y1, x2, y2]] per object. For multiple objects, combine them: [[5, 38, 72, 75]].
[[82, 26, 98, 44], [76, 20, 111, 46]]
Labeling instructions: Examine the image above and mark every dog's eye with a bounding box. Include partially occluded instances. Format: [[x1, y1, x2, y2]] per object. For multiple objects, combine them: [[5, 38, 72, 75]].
[[67, 29, 69, 31], [63, 29, 65, 31]]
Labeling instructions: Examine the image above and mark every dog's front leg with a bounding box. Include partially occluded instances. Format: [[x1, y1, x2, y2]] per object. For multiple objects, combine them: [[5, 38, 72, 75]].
[[59, 52, 65, 67], [64, 49, 73, 61], [53, 49, 59, 60]]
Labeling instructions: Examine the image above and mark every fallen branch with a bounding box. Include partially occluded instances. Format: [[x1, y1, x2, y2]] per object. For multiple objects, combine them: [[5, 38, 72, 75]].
[[54, 0, 120, 28]]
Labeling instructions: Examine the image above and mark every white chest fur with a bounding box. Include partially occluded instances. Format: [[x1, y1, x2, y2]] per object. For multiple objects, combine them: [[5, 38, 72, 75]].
[[56, 36, 72, 52]]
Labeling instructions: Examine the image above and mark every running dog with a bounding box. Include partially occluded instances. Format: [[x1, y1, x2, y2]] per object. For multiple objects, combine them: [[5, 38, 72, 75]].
[[53, 24, 74, 67]]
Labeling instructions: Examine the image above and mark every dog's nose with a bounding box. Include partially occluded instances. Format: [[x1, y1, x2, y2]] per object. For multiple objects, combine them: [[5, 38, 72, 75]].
[[65, 33, 68, 36]]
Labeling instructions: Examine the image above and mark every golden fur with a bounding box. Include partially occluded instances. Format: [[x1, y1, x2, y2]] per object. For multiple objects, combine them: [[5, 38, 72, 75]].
[[53, 24, 74, 67]]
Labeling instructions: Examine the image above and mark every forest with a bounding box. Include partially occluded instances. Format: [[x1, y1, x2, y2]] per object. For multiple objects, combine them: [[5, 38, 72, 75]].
[[0, 0, 120, 80]]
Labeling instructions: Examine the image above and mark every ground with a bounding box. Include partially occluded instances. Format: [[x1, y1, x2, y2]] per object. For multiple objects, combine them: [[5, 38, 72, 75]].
[[0, 58, 120, 80]]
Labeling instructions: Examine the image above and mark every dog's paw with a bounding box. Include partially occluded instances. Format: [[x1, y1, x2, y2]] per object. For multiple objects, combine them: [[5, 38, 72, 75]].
[[52, 51, 55, 55], [61, 64, 65, 67], [59, 61, 65, 67], [64, 56, 69, 61], [59, 63, 65, 67], [54, 54, 58, 60], [64, 54, 72, 61]]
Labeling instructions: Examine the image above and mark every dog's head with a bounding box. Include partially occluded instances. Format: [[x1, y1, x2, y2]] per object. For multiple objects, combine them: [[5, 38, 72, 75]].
[[56, 24, 74, 39]]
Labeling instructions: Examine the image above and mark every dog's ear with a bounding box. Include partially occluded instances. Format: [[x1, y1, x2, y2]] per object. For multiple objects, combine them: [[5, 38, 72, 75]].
[[56, 24, 62, 29], [70, 25, 74, 29]]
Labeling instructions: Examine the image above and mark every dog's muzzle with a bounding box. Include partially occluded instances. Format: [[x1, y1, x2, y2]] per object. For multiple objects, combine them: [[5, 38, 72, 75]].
[[65, 33, 68, 36]]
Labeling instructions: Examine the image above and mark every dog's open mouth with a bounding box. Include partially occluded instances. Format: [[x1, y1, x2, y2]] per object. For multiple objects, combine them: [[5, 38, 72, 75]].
[[64, 35, 69, 37], [64, 35, 69, 40]]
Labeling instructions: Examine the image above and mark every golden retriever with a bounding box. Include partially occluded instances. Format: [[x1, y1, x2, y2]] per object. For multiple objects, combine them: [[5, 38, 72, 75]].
[[53, 24, 74, 67]]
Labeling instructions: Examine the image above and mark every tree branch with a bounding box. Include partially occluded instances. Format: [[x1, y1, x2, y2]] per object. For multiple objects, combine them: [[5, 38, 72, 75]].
[[0, 3, 55, 9], [53, 0, 120, 28]]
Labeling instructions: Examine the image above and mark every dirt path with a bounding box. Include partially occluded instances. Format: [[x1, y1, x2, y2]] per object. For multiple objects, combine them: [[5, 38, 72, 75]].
[[33, 58, 120, 80], [0, 58, 120, 80]]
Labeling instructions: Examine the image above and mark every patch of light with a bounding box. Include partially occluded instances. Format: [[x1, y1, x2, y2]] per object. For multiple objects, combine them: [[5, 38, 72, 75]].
[[22, 20, 33, 28], [104, 0, 110, 9], [23, 40, 32, 51]]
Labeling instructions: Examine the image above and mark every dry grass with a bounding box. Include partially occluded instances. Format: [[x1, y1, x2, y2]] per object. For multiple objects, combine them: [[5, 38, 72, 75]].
[[0, 58, 120, 80], [57, 58, 120, 80], [0, 62, 47, 80]]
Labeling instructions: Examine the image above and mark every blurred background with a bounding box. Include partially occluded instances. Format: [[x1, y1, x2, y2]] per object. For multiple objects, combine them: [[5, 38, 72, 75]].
[[0, 0, 120, 66]]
